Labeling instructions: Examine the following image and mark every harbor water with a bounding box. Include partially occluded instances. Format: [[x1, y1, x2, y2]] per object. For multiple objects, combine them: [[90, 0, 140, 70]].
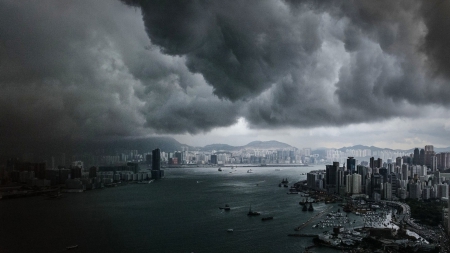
[[0, 165, 343, 253]]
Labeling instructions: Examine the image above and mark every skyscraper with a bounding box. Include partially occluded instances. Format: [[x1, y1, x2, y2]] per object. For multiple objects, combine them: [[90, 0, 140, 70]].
[[151, 148, 164, 180], [347, 157, 356, 174], [413, 148, 420, 165], [419, 149, 425, 166], [424, 145, 435, 168]]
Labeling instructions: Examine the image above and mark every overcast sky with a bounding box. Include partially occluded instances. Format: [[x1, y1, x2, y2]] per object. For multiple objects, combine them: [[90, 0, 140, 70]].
[[1, 0, 450, 152]]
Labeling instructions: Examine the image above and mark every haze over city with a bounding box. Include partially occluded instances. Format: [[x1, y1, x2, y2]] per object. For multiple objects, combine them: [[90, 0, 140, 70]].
[[1, 0, 450, 154]]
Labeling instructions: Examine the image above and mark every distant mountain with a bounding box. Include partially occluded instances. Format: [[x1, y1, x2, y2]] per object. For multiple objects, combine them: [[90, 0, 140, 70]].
[[199, 140, 293, 152], [244, 140, 292, 149], [201, 143, 236, 152], [333, 145, 450, 154]]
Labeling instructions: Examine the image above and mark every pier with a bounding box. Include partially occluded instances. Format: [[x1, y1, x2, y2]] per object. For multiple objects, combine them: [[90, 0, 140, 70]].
[[294, 205, 333, 231]]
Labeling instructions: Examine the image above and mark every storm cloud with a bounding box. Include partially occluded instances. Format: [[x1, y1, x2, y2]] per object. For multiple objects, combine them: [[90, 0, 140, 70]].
[[0, 0, 449, 154]]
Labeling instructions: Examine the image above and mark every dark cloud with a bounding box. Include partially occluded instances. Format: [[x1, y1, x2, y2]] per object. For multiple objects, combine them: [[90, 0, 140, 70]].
[[1, 0, 450, 156]]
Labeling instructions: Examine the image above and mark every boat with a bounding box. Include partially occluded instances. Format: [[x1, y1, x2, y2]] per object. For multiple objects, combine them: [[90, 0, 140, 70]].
[[227, 229, 233, 232], [261, 216, 273, 221], [138, 180, 154, 184], [281, 178, 289, 184], [275, 169, 281, 171], [66, 245, 78, 250], [247, 169, 253, 173], [302, 204, 308, 211], [283, 184, 288, 188], [47, 192, 62, 199], [278, 183, 282, 187], [247, 206, 260, 216], [219, 204, 231, 211], [218, 168, 222, 171], [308, 203, 314, 211]]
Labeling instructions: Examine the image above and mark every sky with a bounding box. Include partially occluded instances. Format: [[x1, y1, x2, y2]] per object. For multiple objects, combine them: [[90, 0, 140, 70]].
[[1, 0, 450, 153]]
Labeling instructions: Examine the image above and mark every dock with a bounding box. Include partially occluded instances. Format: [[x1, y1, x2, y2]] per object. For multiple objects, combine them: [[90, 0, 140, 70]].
[[294, 205, 333, 231]]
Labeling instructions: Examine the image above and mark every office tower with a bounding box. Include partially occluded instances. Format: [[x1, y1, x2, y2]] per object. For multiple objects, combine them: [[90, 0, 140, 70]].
[[419, 149, 425, 166], [152, 148, 161, 170], [379, 168, 388, 183], [395, 157, 403, 167], [352, 174, 361, 194], [371, 173, 383, 199], [151, 148, 164, 180], [210, 154, 218, 164], [413, 148, 420, 165], [388, 173, 398, 197], [345, 174, 352, 194], [408, 182, 421, 199], [337, 169, 345, 195], [356, 165, 368, 190], [401, 164, 409, 180], [424, 145, 435, 168], [347, 157, 356, 174], [326, 162, 339, 194], [431, 156, 437, 172], [383, 182, 392, 200], [370, 157, 374, 170]]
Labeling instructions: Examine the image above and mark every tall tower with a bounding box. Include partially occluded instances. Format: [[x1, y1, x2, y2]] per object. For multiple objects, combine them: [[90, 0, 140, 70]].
[[413, 148, 420, 165], [152, 148, 161, 170], [347, 157, 356, 174], [419, 149, 425, 166], [151, 148, 164, 180], [424, 145, 435, 168]]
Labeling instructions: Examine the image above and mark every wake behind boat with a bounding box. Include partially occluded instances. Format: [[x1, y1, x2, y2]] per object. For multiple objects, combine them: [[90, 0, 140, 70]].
[[219, 204, 231, 211], [66, 245, 78, 250]]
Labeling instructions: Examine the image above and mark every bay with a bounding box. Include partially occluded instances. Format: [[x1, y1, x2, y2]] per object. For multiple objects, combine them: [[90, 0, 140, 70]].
[[0, 165, 337, 253]]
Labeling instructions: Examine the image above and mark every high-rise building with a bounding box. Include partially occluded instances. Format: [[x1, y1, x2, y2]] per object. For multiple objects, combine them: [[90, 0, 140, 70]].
[[210, 154, 218, 165], [413, 148, 420, 165], [419, 149, 425, 166], [326, 162, 339, 194], [396, 157, 403, 167], [151, 148, 164, 180], [424, 145, 435, 168], [383, 182, 392, 200], [347, 157, 356, 174], [352, 174, 362, 194]]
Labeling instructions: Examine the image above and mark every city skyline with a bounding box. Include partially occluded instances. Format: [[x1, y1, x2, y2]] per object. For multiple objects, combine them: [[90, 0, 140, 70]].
[[1, 1, 450, 154]]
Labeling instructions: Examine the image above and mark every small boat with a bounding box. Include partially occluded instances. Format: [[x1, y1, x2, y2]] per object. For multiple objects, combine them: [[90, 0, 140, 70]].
[[66, 245, 78, 250], [247, 169, 253, 173], [219, 204, 231, 211], [227, 229, 233, 232], [278, 183, 282, 187], [218, 168, 222, 171], [247, 206, 260, 216], [283, 184, 288, 188], [261, 216, 273, 221]]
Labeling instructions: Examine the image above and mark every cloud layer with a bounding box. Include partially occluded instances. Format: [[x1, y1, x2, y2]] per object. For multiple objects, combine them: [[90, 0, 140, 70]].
[[0, 0, 449, 153]]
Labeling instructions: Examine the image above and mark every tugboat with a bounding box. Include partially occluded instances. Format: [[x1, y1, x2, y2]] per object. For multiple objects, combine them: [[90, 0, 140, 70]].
[[247, 206, 261, 216], [308, 202, 314, 212], [219, 204, 231, 211], [281, 178, 289, 184]]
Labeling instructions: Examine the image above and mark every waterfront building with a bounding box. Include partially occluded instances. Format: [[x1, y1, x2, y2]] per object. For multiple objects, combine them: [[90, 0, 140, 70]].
[[151, 148, 164, 180], [326, 162, 339, 194]]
